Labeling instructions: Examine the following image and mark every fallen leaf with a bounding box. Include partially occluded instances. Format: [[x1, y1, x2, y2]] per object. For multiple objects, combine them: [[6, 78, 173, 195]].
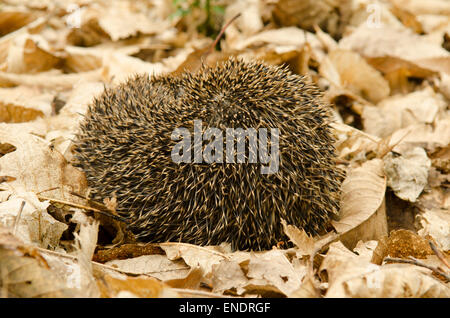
[[384, 147, 431, 202], [0, 225, 78, 297], [332, 159, 388, 250]]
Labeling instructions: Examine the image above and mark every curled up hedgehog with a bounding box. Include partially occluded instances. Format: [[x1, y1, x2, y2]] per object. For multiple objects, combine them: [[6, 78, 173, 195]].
[[73, 57, 344, 250]]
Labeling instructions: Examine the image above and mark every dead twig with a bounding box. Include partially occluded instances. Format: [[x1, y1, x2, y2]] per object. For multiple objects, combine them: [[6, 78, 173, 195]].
[[205, 13, 241, 57], [37, 195, 128, 223], [12, 201, 26, 236], [429, 240, 450, 270], [384, 257, 450, 282]]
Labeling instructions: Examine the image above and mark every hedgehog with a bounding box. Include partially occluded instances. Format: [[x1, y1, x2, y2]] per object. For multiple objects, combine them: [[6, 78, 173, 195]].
[[73, 58, 344, 250]]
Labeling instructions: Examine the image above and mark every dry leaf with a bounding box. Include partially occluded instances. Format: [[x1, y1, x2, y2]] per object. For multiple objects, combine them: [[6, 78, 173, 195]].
[[0, 69, 103, 89], [323, 49, 390, 103], [321, 241, 449, 297], [332, 159, 388, 249], [0, 225, 78, 297], [105, 254, 190, 281], [226, 27, 322, 52], [339, 25, 450, 74], [362, 87, 446, 138], [0, 124, 88, 202], [95, 272, 175, 298], [418, 209, 450, 251], [2, 34, 60, 74], [272, 0, 352, 38], [281, 219, 316, 256], [384, 147, 431, 202], [0, 86, 53, 122], [0, 9, 38, 36], [245, 249, 305, 297], [72, 211, 100, 297], [159, 243, 229, 279], [0, 192, 67, 249], [210, 256, 249, 295]]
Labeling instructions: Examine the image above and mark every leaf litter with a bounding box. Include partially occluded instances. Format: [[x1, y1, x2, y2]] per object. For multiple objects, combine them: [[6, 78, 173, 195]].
[[0, 0, 449, 298]]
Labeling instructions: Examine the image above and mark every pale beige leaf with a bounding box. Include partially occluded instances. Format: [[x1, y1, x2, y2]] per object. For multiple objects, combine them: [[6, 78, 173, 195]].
[[159, 243, 229, 278], [245, 249, 304, 296], [384, 147, 431, 202], [332, 159, 388, 249], [96, 1, 170, 41], [71, 211, 100, 297], [105, 255, 190, 281], [0, 125, 88, 202], [321, 241, 449, 297], [0, 225, 78, 298], [0, 69, 103, 89], [225, 0, 263, 37], [331, 122, 381, 161], [390, 0, 450, 15], [339, 25, 450, 74], [4, 34, 60, 74], [281, 219, 317, 256], [325, 49, 390, 103], [418, 209, 450, 251], [226, 27, 322, 52], [102, 51, 166, 84], [0, 192, 66, 249], [0, 86, 53, 119], [210, 257, 249, 294]]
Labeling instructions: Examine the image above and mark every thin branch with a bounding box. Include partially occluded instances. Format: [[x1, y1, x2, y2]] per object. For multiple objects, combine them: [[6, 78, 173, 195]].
[[384, 257, 450, 282], [205, 13, 241, 57], [12, 201, 26, 236], [37, 195, 128, 223], [429, 240, 450, 270]]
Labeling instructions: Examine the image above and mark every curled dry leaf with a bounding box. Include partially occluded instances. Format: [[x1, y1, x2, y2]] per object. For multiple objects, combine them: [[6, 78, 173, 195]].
[[331, 122, 381, 161], [72, 211, 100, 297], [321, 49, 390, 103], [64, 46, 103, 73], [0, 192, 67, 249], [0, 69, 103, 89], [332, 159, 388, 250], [1, 34, 60, 74], [226, 26, 322, 52], [210, 255, 250, 295], [0, 225, 78, 297], [362, 87, 446, 138], [95, 1, 171, 41], [384, 147, 431, 202], [102, 51, 166, 84], [281, 219, 316, 256], [0, 124, 88, 203], [159, 242, 229, 281], [321, 241, 449, 297], [339, 25, 450, 74], [0, 86, 53, 122], [105, 255, 190, 281], [224, 0, 263, 37], [244, 249, 305, 297], [94, 268, 177, 298], [281, 218, 337, 258], [418, 209, 450, 251]]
